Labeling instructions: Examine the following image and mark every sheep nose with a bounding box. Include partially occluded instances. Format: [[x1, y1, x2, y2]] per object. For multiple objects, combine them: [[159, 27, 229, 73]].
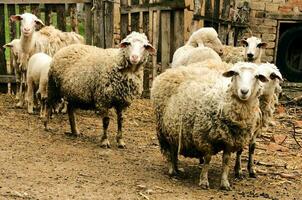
[[240, 89, 249, 95], [247, 53, 254, 58], [131, 55, 138, 61]]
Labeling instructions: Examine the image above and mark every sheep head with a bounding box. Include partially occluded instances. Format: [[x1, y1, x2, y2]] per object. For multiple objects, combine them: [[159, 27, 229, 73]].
[[241, 36, 267, 62], [3, 39, 21, 58], [120, 31, 155, 66], [188, 27, 224, 56], [258, 63, 283, 96], [223, 62, 268, 101], [10, 13, 45, 37]]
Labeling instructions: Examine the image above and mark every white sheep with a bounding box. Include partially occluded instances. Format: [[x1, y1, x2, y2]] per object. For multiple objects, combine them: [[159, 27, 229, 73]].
[[26, 53, 52, 117], [10, 13, 84, 108], [172, 27, 224, 67], [3, 39, 22, 99], [45, 31, 155, 148], [221, 36, 267, 64], [151, 62, 268, 190], [234, 63, 283, 178]]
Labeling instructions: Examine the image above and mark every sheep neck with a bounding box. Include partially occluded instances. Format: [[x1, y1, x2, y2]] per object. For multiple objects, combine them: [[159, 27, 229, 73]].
[[20, 33, 35, 55]]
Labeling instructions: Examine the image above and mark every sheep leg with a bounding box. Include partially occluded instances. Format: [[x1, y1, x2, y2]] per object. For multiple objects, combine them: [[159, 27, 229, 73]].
[[199, 154, 211, 189], [248, 136, 257, 178], [167, 147, 180, 176], [116, 108, 126, 148], [234, 149, 243, 179], [220, 151, 232, 190], [16, 73, 25, 108], [66, 104, 80, 136], [100, 116, 111, 148], [27, 80, 34, 114]]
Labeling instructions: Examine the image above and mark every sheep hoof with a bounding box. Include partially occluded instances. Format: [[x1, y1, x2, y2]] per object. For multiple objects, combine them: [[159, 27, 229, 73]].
[[117, 139, 126, 148], [16, 102, 24, 108], [249, 172, 257, 178], [199, 180, 210, 189], [168, 168, 178, 176], [220, 181, 232, 191], [100, 139, 111, 148], [64, 132, 79, 137], [235, 172, 243, 180]]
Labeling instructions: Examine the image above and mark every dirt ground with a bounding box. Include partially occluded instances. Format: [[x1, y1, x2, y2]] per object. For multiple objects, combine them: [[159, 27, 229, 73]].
[[0, 94, 301, 200]]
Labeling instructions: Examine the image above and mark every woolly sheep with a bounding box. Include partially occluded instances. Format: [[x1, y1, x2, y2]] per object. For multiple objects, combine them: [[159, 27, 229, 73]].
[[26, 53, 52, 117], [151, 62, 269, 190], [10, 13, 84, 107], [172, 27, 224, 67], [45, 31, 155, 148], [171, 47, 222, 68], [234, 63, 283, 178], [3, 39, 22, 99]]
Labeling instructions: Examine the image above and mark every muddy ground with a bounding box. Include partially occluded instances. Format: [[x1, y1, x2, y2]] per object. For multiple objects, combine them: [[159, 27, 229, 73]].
[[0, 93, 301, 200]]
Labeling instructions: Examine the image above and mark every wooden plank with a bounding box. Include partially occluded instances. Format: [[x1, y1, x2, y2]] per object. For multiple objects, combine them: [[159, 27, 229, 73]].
[[1, 0, 91, 4], [56, 4, 66, 31], [120, 0, 129, 40], [131, 0, 140, 32], [142, 0, 150, 98], [30, 4, 41, 18], [120, 1, 186, 14], [93, 0, 104, 47], [171, 11, 184, 60], [84, 2, 92, 45], [213, 0, 220, 30], [204, 0, 212, 27], [7, 4, 16, 93], [44, 4, 52, 25], [152, 9, 160, 78], [104, 1, 114, 48], [0, 4, 6, 75], [160, 11, 170, 71], [0, 75, 16, 83], [70, 3, 78, 33]]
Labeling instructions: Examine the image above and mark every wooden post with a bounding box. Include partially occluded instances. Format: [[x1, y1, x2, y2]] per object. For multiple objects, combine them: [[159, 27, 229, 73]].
[[204, 0, 212, 27], [120, 0, 129, 40], [131, 0, 140, 32], [104, 1, 114, 48], [213, 0, 220, 30], [160, 11, 171, 71], [84, 2, 93, 45], [152, 4, 160, 78], [220, 0, 230, 44], [171, 11, 184, 60], [30, 4, 41, 18], [70, 3, 78, 33], [142, 0, 150, 98], [0, 4, 7, 75], [57, 4, 66, 31], [94, 0, 105, 48], [44, 4, 52, 26], [7, 5, 17, 94]]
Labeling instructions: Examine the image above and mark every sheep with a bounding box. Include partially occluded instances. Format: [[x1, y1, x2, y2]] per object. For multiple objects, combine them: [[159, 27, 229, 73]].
[[221, 36, 267, 64], [26, 53, 52, 118], [10, 13, 84, 108], [171, 47, 222, 68], [3, 39, 22, 99], [151, 62, 269, 190], [172, 27, 224, 67], [234, 63, 283, 178], [45, 31, 155, 148]]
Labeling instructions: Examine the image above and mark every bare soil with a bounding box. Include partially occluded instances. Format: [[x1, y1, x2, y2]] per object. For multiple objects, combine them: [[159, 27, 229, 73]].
[[0, 94, 301, 200]]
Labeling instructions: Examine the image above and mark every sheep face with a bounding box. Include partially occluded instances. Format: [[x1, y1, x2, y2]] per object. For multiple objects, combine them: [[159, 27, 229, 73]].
[[223, 62, 268, 101], [120, 32, 155, 65], [258, 63, 283, 96], [10, 13, 45, 37], [3, 39, 21, 58], [241, 37, 267, 62]]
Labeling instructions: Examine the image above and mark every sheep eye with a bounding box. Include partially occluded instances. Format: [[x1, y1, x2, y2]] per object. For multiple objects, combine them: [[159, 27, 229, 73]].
[[256, 43, 262, 48]]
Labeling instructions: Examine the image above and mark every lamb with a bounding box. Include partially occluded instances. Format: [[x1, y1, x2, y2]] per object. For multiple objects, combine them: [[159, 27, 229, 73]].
[[10, 13, 84, 107], [172, 27, 224, 67], [151, 62, 269, 190], [221, 36, 267, 64], [3, 39, 22, 99], [45, 31, 155, 148], [234, 63, 283, 178], [26, 53, 52, 117]]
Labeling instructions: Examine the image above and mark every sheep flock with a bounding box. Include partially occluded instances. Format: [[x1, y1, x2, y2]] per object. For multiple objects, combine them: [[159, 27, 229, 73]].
[[2, 11, 284, 191]]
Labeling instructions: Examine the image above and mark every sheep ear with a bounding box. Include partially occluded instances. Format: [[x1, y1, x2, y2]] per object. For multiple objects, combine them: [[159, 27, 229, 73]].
[[257, 42, 267, 49], [144, 44, 156, 55], [10, 15, 22, 22], [256, 74, 269, 83], [240, 39, 248, 47], [120, 41, 130, 48], [270, 72, 283, 81], [3, 43, 13, 48], [222, 70, 238, 77], [35, 19, 45, 27]]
